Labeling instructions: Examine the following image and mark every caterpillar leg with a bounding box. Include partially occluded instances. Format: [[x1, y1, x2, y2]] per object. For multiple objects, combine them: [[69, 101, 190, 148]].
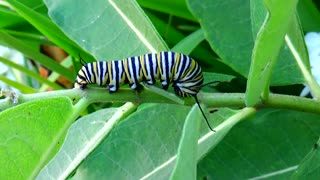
[[75, 83, 87, 90], [128, 82, 144, 92], [161, 81, 169, 90], [134, 83, 144, 104], [135, 83, 144, 93]]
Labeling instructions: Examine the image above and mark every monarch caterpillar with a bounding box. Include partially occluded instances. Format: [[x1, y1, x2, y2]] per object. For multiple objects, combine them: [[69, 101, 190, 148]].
[[75, 51, 214, 131]]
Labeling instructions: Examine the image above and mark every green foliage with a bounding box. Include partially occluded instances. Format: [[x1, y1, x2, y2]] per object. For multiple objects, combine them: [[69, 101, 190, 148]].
[[0, 0, 320, 179], [292, 139, 320, 179], [246, 0, 301, 106], [37, 103, 136, 179], [0, 97, 74, 179], [44, 0, 168, 60], [170, 104, 202, 180], [188, 0, 306, 86], [298, 0, 320, 32], [198, 109, 320, 179]]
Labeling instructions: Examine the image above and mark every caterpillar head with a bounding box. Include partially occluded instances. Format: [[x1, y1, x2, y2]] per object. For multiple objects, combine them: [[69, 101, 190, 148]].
[[74, 65, 90, 89], [173, 83, 200, 97], [173, 72, 203, 97], [74, 80, 87, 89]]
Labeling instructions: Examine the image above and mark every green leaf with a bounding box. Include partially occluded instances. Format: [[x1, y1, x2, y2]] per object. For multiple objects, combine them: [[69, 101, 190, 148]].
[[145, 12, 221, 67], [246, 0, 299, 106], [171, 29, 204, 55], [251, 1, 309, 85], [5, 29, 55, 50], [170, 104, 201, 179], [297, 0, 320, 32], [37, 103, 136, 179], [197, 109, 320, 179], [201, 73, 236, 94], [187, 0, 304, 85], [137, 0, 196, 21], [0, 97, 74, 179], [0, 31, 74, 81], [0, 6, 27, 29], [203, 72, 235, 85], [43, 0, 168, 60], [291, 139, 320, 179], [0, 75, 37, 93], [197, 108, 256, 160], [145, 11, 186, 47], [187, 0, 252, 77], [11, 0, 47, 13], [285, 31, 320, 99], [5, 0, 93, 61], [70, 104, 190, 179], [281, 14, 310, 83], [0, 56, 63, 90]]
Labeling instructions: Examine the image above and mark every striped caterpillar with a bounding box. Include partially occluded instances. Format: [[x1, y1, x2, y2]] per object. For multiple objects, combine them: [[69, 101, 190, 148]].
[[75, 51, 214, 131]]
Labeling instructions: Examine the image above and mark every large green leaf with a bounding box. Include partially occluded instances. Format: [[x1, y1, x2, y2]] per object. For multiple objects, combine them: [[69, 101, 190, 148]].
[[197, 109, 320, 179], [297, 0, 320, 32], [43, 0, 167, 60], [0, 6, 27, 29], [0, 97, 74, 179], [246, 0, 299, 106], [187, 0, 306, 86], [171, 107, 256, 179], [291, 138, 320, 179], [170, 104, 201, 179], [5, 0, 93, 61], [145, 11, 227, 72], [63, 104, 251, 179], [171, 29, 205, 55], [36, 103, 136, 179], [70, 104, 190, 179], [137, 0, 196, 21], [197, 108, 256, 161]]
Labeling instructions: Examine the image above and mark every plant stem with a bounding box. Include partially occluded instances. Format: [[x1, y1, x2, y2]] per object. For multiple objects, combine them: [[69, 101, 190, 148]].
[[285, 34, 320, 99], [1, 88, 320, 115], [198, 92, 320, 114]]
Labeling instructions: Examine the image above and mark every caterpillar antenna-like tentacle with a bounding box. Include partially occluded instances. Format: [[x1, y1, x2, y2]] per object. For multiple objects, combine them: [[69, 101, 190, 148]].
[[78, 53, 87, 66], [201, 81, 221, 88], [194, 95, 215, 132]]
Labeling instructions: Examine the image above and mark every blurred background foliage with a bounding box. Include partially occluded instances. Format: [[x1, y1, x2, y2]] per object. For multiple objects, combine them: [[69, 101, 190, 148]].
[[1, 0, 320, 179]]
